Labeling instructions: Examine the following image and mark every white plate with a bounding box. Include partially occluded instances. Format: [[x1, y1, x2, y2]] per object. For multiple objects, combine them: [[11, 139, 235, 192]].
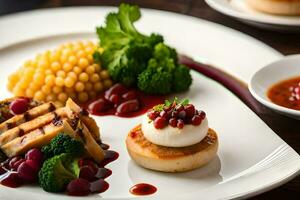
[[250, 54, 300, 119], [0, 7, 299, 200], [205, 0, 300, 32]]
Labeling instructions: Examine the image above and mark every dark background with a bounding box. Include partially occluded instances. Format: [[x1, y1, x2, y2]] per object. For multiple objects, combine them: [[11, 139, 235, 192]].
[[0, 0, 299, 199]]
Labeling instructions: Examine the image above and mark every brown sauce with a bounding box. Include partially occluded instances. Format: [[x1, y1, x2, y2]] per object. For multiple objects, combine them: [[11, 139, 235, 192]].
[[267, 76, 300, 110]]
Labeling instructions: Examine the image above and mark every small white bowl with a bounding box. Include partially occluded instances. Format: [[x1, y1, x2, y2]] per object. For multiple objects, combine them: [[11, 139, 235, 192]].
[[249, 54, 300, 119]]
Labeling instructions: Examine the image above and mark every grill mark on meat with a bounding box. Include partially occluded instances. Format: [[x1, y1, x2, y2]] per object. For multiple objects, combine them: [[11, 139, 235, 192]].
[[52, 112, 63, 126], [18, 128, 25, 137], [48, 103, 56, 112], [39, 127, 45, 135]]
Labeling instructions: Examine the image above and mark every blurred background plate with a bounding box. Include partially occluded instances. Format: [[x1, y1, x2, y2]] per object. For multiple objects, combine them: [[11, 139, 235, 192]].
[[205, 0, 300, 32]]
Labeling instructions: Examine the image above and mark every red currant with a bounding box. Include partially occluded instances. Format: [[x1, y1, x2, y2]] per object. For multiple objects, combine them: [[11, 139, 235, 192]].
[[147, 111, 158, 120], [169, 118, 177, 127], [185, 104, 195, 118], [153, 117, 167, 129], [177, 119, 185, 129], [191, 115, 202, 126], [199, 111, 206, 119]]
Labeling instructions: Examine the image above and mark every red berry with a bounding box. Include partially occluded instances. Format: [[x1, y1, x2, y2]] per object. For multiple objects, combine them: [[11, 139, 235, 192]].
[[171, 110, 179, 118], [199, 111, 206, 119], [177, 110, 186, 119], [122, 90, 137, 101], [90, 179, 109, 193], [0, 172, 23, 188], [88, 98, 113, 113], [25, 159, 41, 171], [116, 99, 140, 114], [191, 115, 202, 126], [9, 156, 23, 170], [17, 161, 38, 182], [177, 119, 185, 129], [147, 111, 158, 120], [104, 83, 127, 100], [160, 110, 169, 119], [10, 98, 29, 115], [176, 105, 184, 112], [108, 94, 120, 105], [67, 178, 90, 196], [25, 148, 44, 165], [185, 104, 195, 118], [79, 166, 97, 181], [169, 118, 177, 127], [153, 117, 167, 129], [95, 168, 112, 179], [10, 158, 26, 171]]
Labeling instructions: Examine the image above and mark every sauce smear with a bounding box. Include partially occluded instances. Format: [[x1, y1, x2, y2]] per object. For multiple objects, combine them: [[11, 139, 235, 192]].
[[130, 183, 157, 196], [267, 76, 300, 110]]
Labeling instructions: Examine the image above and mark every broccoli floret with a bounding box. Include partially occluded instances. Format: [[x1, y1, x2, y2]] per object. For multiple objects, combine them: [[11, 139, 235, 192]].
[[42, 133, 84, 158], [138, 66, 173, 94], [138, 43, 186, 94], [173, 64, 192, 92], [96, 3, 163, 86], [95, 3, 192, 93], [38, 153, 80, 193]]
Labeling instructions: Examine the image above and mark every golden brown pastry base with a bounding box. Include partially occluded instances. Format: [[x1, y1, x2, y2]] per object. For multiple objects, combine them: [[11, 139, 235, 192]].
[[126, 124, 218, 172]]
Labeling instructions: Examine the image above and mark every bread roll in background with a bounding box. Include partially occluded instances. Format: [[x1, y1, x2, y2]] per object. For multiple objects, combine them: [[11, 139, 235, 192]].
[[246, 0, 300, 15]]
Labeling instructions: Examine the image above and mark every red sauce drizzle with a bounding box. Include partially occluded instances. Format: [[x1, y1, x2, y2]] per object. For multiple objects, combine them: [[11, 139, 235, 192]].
[[129, 183, 157, 196], [267, 76, 300, 110]]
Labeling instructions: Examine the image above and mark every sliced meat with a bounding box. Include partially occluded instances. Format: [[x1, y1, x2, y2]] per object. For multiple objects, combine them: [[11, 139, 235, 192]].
[[66, 98, 100, 141], [2, 120, 66, 157], [64, 120, 104, 163], [0, 102, 56, 133], [0, 107, 67, 147]]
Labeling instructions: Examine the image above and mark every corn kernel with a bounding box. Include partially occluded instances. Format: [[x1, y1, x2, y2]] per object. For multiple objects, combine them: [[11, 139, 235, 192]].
[[51, 62, 61, 72], [90, 74, 100, 83], [75, 82, 85, 92], [64, 77, 75, 88], [79, 72, 89, 82], [63, 62, 72, 72], [56, 70, 66, 78], [78, 92, 88, 102], [53, 86, 62, 94], [55, 77, 64, 87], [74, 66, 82, 74], [94, 82, 103, 92], [78, 58, 89, 69], [58, 92, 68, 102]]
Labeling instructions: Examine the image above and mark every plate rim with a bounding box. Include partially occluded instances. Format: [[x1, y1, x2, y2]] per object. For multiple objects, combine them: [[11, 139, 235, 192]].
[[205, 0, 300, 26], [0, 6, 299, 200]]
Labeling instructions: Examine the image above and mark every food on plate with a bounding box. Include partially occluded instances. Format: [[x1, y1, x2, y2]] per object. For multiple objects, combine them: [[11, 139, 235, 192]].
[[94, 4, 192, 94], [126, 98, 218, 172], [7, 41, 113, 107], [246, 0, 300, 15], [0, 97, 118, 196], [267, 76, 300, 110], [86, 83, 165, 117]]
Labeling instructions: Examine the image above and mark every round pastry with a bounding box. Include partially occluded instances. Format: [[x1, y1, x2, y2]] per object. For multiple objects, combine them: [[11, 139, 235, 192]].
[[246, 0, 300, 15], [126, 99, 218, 172]]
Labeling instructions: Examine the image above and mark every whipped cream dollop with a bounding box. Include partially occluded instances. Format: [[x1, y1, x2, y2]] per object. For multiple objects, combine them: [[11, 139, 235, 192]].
[[141, 114, 208, 147]]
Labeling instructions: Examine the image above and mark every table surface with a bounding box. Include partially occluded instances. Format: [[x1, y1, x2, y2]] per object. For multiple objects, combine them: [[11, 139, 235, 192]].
[[6, 0, 300, 199]]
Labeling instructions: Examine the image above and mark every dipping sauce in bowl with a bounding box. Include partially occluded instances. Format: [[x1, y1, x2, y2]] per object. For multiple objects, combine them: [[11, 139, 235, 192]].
[[267, 76, 300, 110]]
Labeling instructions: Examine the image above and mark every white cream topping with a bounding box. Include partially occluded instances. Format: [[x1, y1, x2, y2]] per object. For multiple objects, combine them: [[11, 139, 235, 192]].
[[141, 115, 208, 147]]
